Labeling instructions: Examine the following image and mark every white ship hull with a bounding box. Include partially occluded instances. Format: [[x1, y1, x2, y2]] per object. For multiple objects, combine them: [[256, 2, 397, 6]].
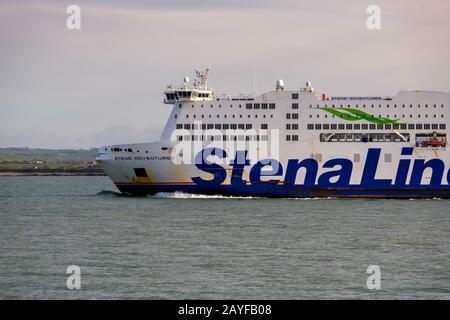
[[96, 141, 450, 198]]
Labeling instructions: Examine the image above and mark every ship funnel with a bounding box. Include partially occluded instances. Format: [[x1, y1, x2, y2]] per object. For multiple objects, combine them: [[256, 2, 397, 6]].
[[276, 79, 284, 92]]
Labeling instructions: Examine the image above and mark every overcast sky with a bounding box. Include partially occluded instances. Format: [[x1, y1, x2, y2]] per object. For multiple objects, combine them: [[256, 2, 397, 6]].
[[1, 0, 449, 148]]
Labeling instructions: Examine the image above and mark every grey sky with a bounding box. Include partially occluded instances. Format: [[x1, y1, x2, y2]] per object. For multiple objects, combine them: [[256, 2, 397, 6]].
[[1, 0, 449, 148]]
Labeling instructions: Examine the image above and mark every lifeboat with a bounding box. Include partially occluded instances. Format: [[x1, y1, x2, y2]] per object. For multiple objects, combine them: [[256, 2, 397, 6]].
[[421, 139, 446, 147]]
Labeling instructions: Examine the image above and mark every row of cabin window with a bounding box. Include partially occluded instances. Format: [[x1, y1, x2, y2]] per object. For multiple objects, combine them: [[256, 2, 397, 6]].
[[307, 123, 446, 130], [241, 101, 445, 110], [318, 133, 411, 143], [111, 147, 133, 152], [110, 147, 149, 153], [176, 123, 269, 130], [309, 103, 445, 109], [307, 153, 391, 164], [309, 114, 444, 119], [184, 103, 249, 108], [177, 135, 269, 141], [284, 153, 392, 163], [245, 103, 276, 109], [175, 114, 274, 119]]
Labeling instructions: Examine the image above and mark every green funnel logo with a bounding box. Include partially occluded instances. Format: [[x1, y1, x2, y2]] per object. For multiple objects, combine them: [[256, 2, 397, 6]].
[[320, 107, 400, 124]]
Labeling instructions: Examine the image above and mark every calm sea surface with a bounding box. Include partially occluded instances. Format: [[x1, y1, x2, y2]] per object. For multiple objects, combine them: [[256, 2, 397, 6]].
[[0, 176, 449, 299]]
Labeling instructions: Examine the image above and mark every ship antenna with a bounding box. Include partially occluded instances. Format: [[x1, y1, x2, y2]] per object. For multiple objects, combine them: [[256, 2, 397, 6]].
[[195, 66, 210, 90]]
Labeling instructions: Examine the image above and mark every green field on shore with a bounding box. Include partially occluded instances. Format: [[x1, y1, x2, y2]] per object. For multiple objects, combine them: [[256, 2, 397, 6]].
[[0, 148, 102, 173]]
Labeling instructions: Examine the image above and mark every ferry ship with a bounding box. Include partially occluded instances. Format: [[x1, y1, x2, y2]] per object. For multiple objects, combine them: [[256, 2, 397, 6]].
[[96, 68, 450, 198]]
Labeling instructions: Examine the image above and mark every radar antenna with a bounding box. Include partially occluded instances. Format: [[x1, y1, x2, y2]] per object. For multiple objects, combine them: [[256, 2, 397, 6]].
[[195, 67, 210, 89]]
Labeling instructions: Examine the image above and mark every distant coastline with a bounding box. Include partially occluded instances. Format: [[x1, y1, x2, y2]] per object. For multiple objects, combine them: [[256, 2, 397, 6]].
[[0, 147, 105, 176], [0, 169, 105, 176]]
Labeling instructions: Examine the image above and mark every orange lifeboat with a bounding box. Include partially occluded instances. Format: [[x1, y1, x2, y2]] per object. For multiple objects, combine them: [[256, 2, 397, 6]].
[[421, 139, 446, 147]]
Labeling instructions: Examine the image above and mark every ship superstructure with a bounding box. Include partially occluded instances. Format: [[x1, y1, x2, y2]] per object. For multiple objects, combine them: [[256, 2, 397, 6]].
[[96, 68, 450, 198]]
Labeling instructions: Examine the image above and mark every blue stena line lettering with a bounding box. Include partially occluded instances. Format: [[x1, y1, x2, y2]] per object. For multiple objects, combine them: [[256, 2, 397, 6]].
[[191, 147, 450, 187]]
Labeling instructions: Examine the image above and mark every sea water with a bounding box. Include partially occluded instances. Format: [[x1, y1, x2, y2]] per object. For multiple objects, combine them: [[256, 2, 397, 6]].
[[0, 176, 449, 299]]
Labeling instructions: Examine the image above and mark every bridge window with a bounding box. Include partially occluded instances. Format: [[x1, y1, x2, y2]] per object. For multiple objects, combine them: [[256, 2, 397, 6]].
[[177, 91, 192, 98], [165, 93, 176, 100]]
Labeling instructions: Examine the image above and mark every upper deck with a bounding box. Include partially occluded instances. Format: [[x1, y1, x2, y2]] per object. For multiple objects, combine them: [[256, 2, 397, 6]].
[[160, 68, 449, 149]]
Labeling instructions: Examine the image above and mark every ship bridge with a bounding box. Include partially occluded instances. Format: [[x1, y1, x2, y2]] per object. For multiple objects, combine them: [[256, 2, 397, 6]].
[[164, 67, 213, 104]]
